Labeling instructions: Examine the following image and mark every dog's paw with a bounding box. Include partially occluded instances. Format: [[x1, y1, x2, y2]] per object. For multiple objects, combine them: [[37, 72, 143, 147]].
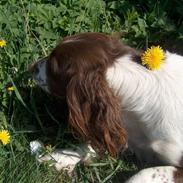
[[125, 166, 178, 183], [39, 149, 83, 173], [30, 141, 96, 175]]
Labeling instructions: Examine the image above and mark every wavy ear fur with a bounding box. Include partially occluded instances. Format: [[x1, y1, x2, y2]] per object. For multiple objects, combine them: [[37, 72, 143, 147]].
[[47, 32, 130, 157], [67, 69, 127, 157]]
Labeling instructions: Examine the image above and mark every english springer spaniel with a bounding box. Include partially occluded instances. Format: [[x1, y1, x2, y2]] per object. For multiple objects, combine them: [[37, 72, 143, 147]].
[[29, 32, 183, 182]]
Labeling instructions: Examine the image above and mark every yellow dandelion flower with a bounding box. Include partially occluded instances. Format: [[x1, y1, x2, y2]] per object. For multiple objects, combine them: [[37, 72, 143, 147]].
[[0, 130, 10, 145], [0, 39, 7, 48], [141, 46, 165, 70], [7, 86, 14, 91]]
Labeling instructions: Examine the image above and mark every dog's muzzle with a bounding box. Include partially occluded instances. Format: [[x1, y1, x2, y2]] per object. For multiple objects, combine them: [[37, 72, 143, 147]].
[[28, 57, 49, 92]]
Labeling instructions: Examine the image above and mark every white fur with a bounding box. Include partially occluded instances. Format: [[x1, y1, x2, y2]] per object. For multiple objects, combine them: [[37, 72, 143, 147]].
[[106, 52, 183, 181], [125, 166, 177, 183]]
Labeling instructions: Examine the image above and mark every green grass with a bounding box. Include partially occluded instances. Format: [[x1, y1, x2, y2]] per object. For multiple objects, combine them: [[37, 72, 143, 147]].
[[0, 0, 182, 182]]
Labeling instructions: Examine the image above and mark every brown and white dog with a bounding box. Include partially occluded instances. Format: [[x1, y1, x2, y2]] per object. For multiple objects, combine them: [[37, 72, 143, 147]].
[[29, 32, 183, 182]]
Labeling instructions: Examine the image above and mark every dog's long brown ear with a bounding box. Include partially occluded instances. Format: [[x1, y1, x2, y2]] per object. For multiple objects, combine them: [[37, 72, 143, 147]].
[[67, 70, 127, 157]]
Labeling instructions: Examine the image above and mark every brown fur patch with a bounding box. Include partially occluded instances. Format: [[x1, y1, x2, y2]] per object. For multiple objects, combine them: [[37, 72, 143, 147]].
[[46, 32, 141, 157]]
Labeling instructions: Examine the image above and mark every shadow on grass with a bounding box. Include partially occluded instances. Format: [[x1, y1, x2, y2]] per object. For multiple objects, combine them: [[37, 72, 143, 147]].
[[162, 39, 183, 55], [112, 170, 138, 183]]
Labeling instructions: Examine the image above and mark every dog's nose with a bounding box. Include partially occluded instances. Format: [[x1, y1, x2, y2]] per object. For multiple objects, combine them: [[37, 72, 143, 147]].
[[28, 62, 39, 75]]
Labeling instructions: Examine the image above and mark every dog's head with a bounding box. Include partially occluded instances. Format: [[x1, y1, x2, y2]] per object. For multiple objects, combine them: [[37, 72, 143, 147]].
[[28, 32, 141, 157]]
